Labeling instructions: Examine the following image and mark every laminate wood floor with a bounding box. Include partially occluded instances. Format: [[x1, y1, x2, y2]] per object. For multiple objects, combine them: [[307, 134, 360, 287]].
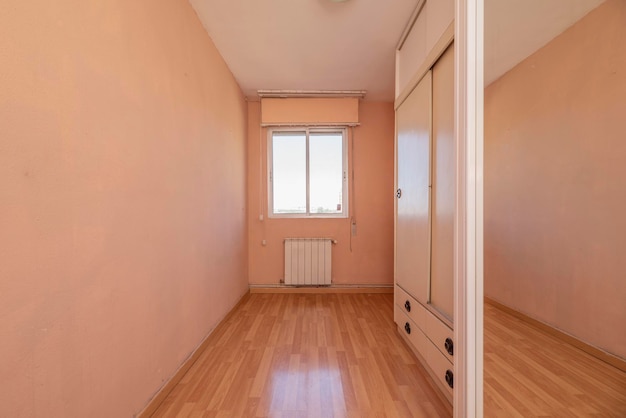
[[151, 293, 626, 417], [151, 293, 451, 418], [484, 302, 626, 417]]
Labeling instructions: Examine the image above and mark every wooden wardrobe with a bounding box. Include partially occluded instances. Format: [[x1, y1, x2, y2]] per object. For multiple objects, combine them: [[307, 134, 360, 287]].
[[394, 1, 455, 404]]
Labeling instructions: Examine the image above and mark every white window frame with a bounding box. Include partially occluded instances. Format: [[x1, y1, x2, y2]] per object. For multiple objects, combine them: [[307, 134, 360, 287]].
[[268, 127, 349, 218]]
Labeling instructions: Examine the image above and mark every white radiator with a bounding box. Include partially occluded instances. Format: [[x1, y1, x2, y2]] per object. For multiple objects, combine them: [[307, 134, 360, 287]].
[[284, 238, 333, 285]]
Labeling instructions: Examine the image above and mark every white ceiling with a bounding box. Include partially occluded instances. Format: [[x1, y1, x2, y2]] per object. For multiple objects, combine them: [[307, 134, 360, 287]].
[[190, 0, 604, 101], [189, 0, 419, 101]]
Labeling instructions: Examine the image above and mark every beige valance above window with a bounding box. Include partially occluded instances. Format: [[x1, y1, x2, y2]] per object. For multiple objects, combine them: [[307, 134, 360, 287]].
[[260, 98, 359, 127]]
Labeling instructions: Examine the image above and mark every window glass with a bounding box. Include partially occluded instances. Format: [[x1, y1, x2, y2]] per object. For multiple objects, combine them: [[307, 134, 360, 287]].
[[269, 128, 347, 217], [272, 132, 306, 214], [309, 133, 343, 214]]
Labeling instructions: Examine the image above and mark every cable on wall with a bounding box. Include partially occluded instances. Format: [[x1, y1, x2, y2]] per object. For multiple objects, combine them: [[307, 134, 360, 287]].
[[349, 125, 356, 252], [259, 101, 267, 245]]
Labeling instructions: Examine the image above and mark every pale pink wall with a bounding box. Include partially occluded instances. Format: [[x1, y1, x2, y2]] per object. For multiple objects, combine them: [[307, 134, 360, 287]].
[[247, 101, 394, 285], [0, 0, 248, 416], [485, 0, 626, 359]]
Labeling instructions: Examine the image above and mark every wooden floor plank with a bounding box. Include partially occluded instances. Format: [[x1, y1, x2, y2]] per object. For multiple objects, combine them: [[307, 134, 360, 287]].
[[150, 294, 626, 417], [151, 293, 450, 417], [484, 302, 626, 417]]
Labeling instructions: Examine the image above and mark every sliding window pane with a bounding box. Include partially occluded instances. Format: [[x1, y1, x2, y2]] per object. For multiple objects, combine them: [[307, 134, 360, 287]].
[[309, 133, 343, 214], [272, 132, 307, 214]]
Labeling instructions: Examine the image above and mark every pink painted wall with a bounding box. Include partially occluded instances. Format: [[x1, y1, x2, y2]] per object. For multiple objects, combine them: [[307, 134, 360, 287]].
[[0, 0, 248, 416], [247, 101, 395, 285], [485, 0, 626, 359]]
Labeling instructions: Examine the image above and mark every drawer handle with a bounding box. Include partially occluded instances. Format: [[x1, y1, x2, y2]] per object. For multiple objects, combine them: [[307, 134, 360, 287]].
[[404, 300, 411, 312], [445, 337, 454, 356], [445, 370, 454, 389], [404, 322, 411, 335]]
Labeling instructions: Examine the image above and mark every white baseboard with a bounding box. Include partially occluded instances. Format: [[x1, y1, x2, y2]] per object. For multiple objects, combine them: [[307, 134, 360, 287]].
[[249, 284, 393, 294]]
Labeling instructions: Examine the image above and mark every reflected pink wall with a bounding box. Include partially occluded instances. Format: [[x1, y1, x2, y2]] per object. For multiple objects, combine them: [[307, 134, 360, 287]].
[[0, 0, 248, 416], [247, 101, 395, 285], [485, 0, 626, 359]]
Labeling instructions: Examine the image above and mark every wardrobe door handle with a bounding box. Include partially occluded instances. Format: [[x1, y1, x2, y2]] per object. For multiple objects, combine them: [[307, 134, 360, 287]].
[[445, 370, 454, 388], [404, 322, 411, 335], [404, 300, 411, 312], [445, 337, 454, 356]]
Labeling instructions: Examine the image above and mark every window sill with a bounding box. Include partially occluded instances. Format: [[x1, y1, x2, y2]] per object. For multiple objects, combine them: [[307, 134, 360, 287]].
[[268, 214, 348, 220]]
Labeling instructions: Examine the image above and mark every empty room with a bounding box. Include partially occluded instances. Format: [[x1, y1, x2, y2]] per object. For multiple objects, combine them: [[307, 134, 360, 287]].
[[1, 0, 624, 417]]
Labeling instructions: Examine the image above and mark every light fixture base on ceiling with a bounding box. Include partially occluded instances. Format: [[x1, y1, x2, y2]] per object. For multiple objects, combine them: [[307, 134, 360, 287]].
[[257, 90, 366, 99]]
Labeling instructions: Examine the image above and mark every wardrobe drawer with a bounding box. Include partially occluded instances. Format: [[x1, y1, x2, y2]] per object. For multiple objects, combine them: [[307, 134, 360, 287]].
[[395, 285, 427, 331], [425, 310, 454, 362], [426, 339, 454, 398], [394, 304, 428, 357]]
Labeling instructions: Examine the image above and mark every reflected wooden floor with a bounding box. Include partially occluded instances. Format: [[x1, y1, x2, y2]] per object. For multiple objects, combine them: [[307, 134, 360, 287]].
[[152, 293, 451, 417], [484, 302, 626, 417]]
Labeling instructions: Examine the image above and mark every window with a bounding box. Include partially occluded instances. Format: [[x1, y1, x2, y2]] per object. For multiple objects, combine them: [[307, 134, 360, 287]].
[[269, 128, 348, 217]]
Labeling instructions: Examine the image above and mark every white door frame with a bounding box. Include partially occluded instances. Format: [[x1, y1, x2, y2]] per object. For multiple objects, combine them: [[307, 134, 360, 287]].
[[454, 0, 484, 417]]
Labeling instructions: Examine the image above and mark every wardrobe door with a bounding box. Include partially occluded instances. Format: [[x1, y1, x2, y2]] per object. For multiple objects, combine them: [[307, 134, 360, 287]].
[[396, 71, 432, 303], [430, 43, 455, 320]]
